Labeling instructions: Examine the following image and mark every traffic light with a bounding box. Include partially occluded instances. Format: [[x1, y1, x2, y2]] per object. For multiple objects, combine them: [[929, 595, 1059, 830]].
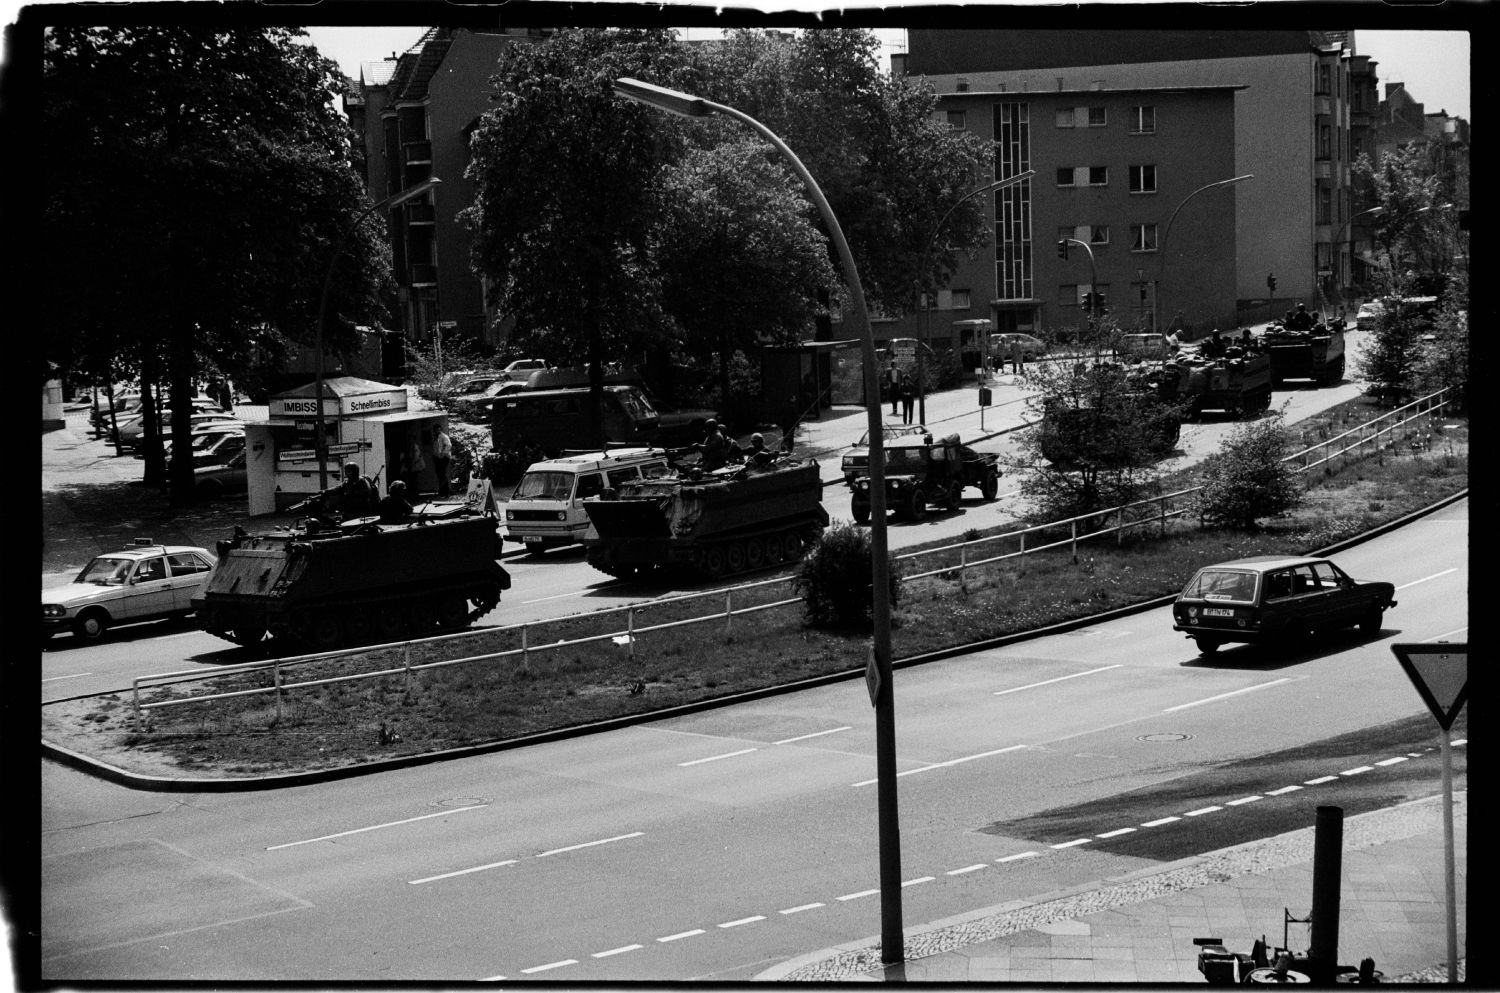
[[1057, 239, 1069, 260], [1267, 273, 1278, 292]]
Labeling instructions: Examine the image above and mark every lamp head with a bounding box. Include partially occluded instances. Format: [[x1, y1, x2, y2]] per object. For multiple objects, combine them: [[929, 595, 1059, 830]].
[[614, 77, 712, 118]]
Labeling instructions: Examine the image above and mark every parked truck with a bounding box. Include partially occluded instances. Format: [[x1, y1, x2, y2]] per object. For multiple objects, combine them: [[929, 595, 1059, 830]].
[[581, 457, 828, 580], [195, 507, 509, 649]]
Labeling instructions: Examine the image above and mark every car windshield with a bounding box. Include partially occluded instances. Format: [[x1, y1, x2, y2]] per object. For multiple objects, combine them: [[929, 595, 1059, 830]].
[[75, 556, 134, 586], [885, 448, 927, 470], [513, 471, 574, 501], [1183, 569, 1258, 603]]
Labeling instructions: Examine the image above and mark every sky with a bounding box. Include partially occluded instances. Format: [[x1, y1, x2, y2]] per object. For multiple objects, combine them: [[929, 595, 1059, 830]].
[[300, 25, 1470, 122]]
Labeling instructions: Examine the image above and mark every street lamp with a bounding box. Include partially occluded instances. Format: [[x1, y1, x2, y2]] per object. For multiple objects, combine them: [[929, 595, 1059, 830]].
[[314, 176, 442, 491], [613, 77, 905, 966], [1153, 174, 1253, 332], [915, 170, 1035, 424]]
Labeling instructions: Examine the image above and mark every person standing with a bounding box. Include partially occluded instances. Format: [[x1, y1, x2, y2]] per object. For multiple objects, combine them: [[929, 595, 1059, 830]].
[[899, 372, 916, 425], [885, 361, 902, 416], [1009, 337, 1024, 374], [432, 424, 453, 498], [405, 430, 427, 496]]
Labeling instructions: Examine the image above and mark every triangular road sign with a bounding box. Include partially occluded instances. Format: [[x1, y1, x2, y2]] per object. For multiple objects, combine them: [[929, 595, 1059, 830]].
[[1391, 642, 1468, 731]]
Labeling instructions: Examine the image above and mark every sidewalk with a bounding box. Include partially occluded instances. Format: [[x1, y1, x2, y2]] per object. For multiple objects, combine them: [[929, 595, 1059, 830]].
[[759, 793, 1467, 983]]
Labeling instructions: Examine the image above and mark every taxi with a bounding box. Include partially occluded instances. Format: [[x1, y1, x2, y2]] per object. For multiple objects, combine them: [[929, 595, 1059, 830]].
[[1172, 555, 1396, 655], [43, 540, 218, 641]]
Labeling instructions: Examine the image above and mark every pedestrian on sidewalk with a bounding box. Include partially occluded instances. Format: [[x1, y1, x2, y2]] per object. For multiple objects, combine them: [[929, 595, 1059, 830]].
[[900, 373, 916, 424], [883, 360, 902, 416], [433, 425, 453, 498], [1008, 337, 1025, 374]]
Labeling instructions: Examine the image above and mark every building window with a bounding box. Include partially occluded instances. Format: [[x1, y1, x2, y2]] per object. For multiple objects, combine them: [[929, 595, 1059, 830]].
[[1129, 105, 1155, 134], [1055, 108, 1075, 128], [1088, 106, 1107, 127], [1317, 63, 1331, 95], [1317, 184, 1332, 226], [993, 102, 1033, 303], [951, 289, 972, 310], [1088, 166, 1108, 186], [1089, 225, 1109, 244], [1059, 224, 1107, 244], [946, 110, 967, 131], [1318, 124, 1332, 160], [1056, 167, 1075, 186], [1128, 164, 1157, 194], [1130, 223, 1158, 252]]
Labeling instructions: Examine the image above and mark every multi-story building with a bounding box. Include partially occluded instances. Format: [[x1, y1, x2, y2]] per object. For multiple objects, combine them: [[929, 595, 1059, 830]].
[[897, 29, 1364, 329], [344, 27, 550, 352]]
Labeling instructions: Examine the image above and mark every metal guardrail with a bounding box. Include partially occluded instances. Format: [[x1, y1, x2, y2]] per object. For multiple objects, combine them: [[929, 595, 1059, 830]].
[[127, 388, 1455, 726]]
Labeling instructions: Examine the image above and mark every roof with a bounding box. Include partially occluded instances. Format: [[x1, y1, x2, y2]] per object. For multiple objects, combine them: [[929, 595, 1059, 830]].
[[97, 543, 208, 560], [273, 376, 401, 399], [530, 449, 664, 468], [1197, 556, 1327, 572]]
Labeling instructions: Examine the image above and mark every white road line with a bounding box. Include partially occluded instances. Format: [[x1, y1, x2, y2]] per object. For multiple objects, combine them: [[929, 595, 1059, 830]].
[[269, 804, 488, 850], [536, 832, 643, 857], [409, 859, 518, 885], [1304, 776, 1339, 785], [947, 864, 990, 875], [779, 903, 825, 914], [1142, 816, 1181, 827], [1375, 757, 1408, 766], [1341, 766, 1374, 776], [521, 959, 577, 974], [1267, 785, 1304, 796], [1428, 627, 1468, 642], [1097, 827, 1136, 839], [479, 975, 506, 981], [902, 876, 935, 887], [774, 726, 852, 745], [718, 916, 765, 929], [1397, 568, 1457, 590], [679, 748, 758, 767], [852, 744, 1028, 787], [993, 664, 1122, 696], [592, 944, 642, 958], [1185, 806, 1223, 817], [41, 672, 93, 682], [996, 851, 1039, 863], [837, 889, 879, 901], [1453, 739, 1467, 747], [1051, 839, 1091, 849], [1226, 796, 1263, 806], [1163, 678, 1293, 713], [657, 929, 705, 943], [522, 590, 587, 604]]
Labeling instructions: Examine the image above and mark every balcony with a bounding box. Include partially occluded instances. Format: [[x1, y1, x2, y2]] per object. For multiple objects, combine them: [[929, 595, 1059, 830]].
[[404, 140, 433, 166], [1314, 160, 1333, 180], [409, 263, 438, 286], [1314, 94, 1332, 117]]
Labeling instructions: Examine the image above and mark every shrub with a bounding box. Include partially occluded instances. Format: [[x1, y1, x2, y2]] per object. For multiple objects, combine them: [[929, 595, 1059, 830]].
[[793, 521, 902, 629], [1196, 411, 1302, 529]]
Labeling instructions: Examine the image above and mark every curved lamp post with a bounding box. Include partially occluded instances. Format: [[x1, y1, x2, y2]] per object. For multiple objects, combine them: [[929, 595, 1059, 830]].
[[314, 177, 442, 491], [1153, 174, 1253, 332], [915, 170, 1035, 424], [613, 77, 905, 965]]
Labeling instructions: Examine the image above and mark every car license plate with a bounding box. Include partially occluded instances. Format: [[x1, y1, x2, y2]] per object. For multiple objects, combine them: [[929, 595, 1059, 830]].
[[522, 535, 542, 543], [1203, 608, 1235, 618]]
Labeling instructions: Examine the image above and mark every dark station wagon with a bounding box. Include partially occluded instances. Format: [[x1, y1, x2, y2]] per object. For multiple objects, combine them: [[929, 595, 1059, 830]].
[[1172, 555, 1397, 655]]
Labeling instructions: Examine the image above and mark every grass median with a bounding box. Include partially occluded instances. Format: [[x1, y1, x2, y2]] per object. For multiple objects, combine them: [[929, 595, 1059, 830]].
[[42, 395, 1468, 779]]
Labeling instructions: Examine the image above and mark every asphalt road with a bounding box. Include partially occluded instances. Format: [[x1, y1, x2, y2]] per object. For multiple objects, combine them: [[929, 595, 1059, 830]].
[[38, 498, 1467, 982]]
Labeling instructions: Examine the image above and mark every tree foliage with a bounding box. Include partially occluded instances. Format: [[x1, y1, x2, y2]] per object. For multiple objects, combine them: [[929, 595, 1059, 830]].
[[1195, 411, 1301, 530], [793, 520, 902, 629], [43, 26, 388, 500]]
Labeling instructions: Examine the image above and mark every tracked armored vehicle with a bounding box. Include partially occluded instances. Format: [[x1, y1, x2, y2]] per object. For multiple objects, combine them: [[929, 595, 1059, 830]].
[[1165, 343, 1273, 418], [1261, 320, 1346, 386], [195, 507, 509, 649], [581, 458, 828, 579]]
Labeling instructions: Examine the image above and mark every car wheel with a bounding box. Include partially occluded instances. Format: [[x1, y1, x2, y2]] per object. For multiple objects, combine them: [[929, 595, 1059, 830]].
[[1194, 636, 1222, 655], [1358, 606, 1383, 635], [852, 500, 871, 525], [73, 609, 110, 641], [980, 471, 999, 501], [907, 487, 928, 521]]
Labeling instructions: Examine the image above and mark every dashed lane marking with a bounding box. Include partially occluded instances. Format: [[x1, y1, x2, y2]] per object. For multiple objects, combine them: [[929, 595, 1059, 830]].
[[996, 851, 1039, 863], [774, 726, 852, 745], [992, 664, 1122, 696], [1266, 785, 1303, 796], [1142, 816, 1181, 827], [1185, 806, 1223, 817], [1162, 678, 1294, 713], [520, 959, 577, 974], [947, 864, 990, 875], [837, 889, 879, 902], [409, 859, 518, 885], [1304, 775, 1339, 785], [1341, 766, 1374, 776], [779, 903, 825, 914], [272, 804, 489, 851], [1097, 828, 1136, 839], [902, 876, 936, 887], [537, 832, 644, 857], [1226, 796, 1263, 806], [851, 744, 1027, 787], [1375, 757, 1409, 766], [1397, 568, 1457, 589], [718, 916, 765, 929], [679, 748, 758, 767], [1051, 839, 1091, 849], [657, 929, 705, 943]]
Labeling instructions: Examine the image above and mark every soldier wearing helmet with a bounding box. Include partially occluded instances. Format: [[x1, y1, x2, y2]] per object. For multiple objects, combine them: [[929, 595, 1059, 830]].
[[694, 418, 730, 471], [332, 461, 375, 516]]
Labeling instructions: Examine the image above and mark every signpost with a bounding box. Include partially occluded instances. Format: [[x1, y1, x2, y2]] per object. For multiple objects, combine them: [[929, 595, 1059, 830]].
[[1390, 641, 1466, 983]]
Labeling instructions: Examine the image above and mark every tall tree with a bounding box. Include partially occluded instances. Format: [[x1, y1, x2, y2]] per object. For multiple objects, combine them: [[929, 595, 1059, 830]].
[[43, 26, 389, 501], [462, 27, 689, 449]]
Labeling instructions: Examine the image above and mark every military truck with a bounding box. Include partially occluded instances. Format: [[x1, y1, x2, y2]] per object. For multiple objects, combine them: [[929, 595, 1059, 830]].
[[848, 433, 1000, 523], [1261, 321, 1346, 387], [581, 457, 828, 580], [195, 507, 509, 649]]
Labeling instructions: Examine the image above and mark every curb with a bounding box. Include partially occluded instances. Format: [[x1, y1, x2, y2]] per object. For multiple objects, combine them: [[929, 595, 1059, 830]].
[[40, 488, 1468, 792], [753, 792, 1463, 981]]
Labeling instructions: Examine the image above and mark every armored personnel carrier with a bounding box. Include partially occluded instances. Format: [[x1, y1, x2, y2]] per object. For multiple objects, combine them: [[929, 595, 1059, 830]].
[[581, 458, 828, 580], [1165, 343, 1273, 418], [1261, 320, 1346, 387], [195, 507, 509, 649]]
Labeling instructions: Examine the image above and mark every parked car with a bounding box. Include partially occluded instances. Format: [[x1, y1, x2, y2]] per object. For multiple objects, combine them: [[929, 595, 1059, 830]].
[[170, 426, 245, 469], [1354, 300, 1385, 330], [120, 410, 239, 451], [502, 358, 549, 379], [848, 432, 1000, 523], [1171, 555, 1397, 655], [990, 332, 1048, 363], [453, 379, 527, 424], [1118, 333, 1174, 362], [451, 374, 509, 397], [42, 540, 218, 640], [194, 451, 248, 498], [841, 422, 929, 482]]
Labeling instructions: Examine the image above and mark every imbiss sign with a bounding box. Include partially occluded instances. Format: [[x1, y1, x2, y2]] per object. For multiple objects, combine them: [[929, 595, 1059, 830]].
[[270, 389, 407, 419]]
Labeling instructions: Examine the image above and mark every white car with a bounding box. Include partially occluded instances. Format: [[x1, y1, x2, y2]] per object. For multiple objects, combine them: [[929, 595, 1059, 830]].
[[1355, 301, 1385, 330], [43, 541, 218, 641], [502, 358, 548, 379]]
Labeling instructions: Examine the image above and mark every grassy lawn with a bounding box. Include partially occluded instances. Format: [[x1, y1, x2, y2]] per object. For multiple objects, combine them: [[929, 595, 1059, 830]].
[[43, 395, 1468, 778]]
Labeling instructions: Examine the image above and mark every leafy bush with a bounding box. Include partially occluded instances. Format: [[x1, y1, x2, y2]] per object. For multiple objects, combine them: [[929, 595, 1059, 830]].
[[1196, 411, 1302, 529], [793, 520, 901, 629]]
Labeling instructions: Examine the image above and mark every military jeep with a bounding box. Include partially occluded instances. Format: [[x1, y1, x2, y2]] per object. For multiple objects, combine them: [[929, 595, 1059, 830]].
[[848, 432, 1000, 524]]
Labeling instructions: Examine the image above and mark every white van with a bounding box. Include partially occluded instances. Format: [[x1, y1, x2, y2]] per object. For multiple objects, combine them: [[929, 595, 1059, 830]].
[[504, 448, 672, 553]]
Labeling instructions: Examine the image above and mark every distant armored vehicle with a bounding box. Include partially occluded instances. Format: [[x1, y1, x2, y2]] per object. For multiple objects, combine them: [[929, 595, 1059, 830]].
[[1166, 343, 1273, 418], [1261, 321, 1346, 387], [196, 507, 509, 649]]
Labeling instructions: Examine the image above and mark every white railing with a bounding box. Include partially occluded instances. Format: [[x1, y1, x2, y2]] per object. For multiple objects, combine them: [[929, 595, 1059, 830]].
[[124, 388, 1456, 725]]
